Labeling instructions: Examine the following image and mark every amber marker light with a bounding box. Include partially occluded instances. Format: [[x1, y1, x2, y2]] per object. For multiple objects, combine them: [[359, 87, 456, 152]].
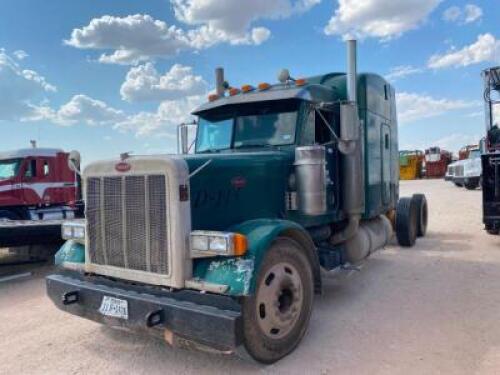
[[233, 233, 248, 256], [241, 84, 255, 93], [208, 94, 219, 102], [229, 87, 240, 96], [258, 82, 271, 91], [295, 78, 307, 86]]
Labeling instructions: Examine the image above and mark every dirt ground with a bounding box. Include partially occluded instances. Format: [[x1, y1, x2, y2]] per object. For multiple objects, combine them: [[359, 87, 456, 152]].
[[1, 179, 500, 375]]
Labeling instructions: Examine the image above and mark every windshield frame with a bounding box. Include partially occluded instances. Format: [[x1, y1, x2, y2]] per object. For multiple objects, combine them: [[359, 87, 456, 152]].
[[194, 100, 301, 153]]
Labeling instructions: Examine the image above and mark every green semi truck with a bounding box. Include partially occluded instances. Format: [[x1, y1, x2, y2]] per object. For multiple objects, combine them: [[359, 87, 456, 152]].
[[46, 40, 427, 363]]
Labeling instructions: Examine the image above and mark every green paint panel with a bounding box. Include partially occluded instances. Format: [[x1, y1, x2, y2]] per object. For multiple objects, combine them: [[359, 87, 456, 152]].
[[193, 219, 307, 295], [55, 240, 85, 265], [185, 152, 292, 231]]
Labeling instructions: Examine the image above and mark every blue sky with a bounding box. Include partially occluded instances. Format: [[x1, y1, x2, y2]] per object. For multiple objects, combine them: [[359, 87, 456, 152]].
[[0, 0, 498, 164]]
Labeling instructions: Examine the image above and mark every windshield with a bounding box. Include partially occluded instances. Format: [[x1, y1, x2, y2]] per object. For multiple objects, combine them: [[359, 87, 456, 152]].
[[0, 159, 22, 180], [195, 100, 299, 153], [469, 150, 481, 159]]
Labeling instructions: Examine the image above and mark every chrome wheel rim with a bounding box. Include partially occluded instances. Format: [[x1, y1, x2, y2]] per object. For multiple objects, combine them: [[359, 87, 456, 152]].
[[255, 262, 303, 339]]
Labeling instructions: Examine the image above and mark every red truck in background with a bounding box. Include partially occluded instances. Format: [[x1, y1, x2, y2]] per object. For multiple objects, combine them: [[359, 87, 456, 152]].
[[0, 147, 81, 221], [424, 147, 453, 178], [459, 145, 478, 160]]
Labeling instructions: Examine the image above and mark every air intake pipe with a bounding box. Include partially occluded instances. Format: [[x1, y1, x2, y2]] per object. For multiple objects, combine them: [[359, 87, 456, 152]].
[[331, 39, 365, 245]]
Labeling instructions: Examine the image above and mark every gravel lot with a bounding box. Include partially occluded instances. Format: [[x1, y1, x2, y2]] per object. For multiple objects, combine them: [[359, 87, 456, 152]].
[[1, 179, 500, 375]]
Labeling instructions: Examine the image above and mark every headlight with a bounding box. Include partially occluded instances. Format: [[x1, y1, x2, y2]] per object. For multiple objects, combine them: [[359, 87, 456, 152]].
[[190, 231, 248, 258], [61, 221, 86, 241]]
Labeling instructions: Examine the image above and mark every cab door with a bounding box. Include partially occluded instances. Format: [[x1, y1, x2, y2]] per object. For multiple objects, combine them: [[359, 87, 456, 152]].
[[18, 158, 38, 205], [37, 158, 55, 205]]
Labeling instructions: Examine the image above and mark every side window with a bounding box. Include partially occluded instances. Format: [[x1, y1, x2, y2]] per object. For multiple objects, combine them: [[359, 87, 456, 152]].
[[24, 159, 37, 178], [301, 108, 315, 145], [315, 110, 333, 144], [43, 161, 50, 177]]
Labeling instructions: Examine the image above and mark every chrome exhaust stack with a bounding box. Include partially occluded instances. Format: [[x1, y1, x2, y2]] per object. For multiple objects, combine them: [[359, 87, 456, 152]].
[[331, 39, 365, 244]]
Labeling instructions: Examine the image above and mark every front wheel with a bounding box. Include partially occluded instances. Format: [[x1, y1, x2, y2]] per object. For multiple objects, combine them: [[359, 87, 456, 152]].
[[241, 237, 314, 364], [464, 178, 479, 190]]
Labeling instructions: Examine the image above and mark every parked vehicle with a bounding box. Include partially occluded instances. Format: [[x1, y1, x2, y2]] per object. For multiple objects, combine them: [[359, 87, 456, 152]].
[[0, 146, 81, 221], [425, 147, 452, 178], [46, 41, 427, 363], [399, 150, 424, 180], [445, 160, 462, 184], [453, 147, 482, 189], [481, 66, 500, 234]]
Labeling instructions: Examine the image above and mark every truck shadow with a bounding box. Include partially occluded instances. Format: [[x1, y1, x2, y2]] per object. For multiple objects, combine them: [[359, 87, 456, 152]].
[[95, 325, 266, 372]]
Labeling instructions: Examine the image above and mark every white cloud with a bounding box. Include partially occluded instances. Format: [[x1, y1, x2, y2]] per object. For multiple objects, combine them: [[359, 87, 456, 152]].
[[173, 0, 318, 47], [13, 50, 29, 60], [120, 63, 207, 102], [324, 0, 441, 40], [66, 2, 320, 64], [386, 65, 423, 81], [0, 50, 56, 121], [428, 33, 500, 69], [115, 95, 203, 137], [397, 92, 480, 124], [38, 95, 125, 126], [443, 4, 482, 24], [65, 15, 192, 65], [442, 6, 461, 22], [464, 4, 483, 23]]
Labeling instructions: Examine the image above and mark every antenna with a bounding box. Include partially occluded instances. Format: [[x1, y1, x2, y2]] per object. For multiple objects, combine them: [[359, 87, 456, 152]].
[[30, 140, 37, 148]]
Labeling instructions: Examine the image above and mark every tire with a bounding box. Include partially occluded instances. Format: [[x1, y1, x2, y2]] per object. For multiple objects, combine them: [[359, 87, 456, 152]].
[[241, 237, 314, 364], [395, 197, 418, 247], [412, 194, 428, 237], [487, 229, 500, 235], [464, 179, 479, 190], [0, 210, 20, 220], [454, 182, 463, 187]]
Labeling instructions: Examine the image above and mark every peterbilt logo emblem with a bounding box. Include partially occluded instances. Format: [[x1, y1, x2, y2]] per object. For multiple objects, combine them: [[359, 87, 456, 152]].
[[115, 162, 131, 172], [231, 176, 247, 189]]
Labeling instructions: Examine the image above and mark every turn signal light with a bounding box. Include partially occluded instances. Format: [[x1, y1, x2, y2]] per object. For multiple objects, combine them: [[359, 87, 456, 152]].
[[258, 82, 271, 91], [295, 78, 307, 86], [241, 84, 255, 93], [233, 233, 248, 256], [208, 94, 219, 102]]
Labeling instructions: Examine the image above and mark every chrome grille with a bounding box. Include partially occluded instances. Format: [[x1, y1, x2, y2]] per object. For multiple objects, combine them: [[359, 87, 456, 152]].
[[86, 175, 169, 275], [455, 165, 464, 177]]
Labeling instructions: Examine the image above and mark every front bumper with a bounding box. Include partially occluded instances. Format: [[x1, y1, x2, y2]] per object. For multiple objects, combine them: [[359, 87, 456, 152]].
[[46, 272, 243, 351]]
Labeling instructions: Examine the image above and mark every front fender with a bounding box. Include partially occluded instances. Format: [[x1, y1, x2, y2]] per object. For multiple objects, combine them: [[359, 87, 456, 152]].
[[54, 240, 85, 265], [193, 219, 314, 296]]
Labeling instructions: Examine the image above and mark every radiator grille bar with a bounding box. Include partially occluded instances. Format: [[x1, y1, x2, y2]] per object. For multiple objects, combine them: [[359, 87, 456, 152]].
[[86, 175, 169, 275]]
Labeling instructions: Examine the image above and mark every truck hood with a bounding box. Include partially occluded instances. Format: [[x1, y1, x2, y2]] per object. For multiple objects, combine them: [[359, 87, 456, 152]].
[[183, 151, 293, 231]]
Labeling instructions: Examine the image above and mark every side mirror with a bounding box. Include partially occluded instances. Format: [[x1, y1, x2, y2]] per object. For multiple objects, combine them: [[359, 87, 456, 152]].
[[177, 122, 197, 154], [68, 150, 81, 173]]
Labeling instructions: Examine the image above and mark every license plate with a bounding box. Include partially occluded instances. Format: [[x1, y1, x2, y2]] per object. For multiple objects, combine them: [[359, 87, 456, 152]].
[[99, 296, 129, 320]]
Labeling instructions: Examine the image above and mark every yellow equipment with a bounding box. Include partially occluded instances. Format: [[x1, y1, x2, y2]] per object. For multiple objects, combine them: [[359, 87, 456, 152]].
[[399, 150, 424, 180]]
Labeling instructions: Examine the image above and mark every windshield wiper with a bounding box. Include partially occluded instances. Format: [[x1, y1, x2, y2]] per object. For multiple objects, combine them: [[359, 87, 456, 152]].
[[234, 143, 277, 150], [197, 148, 230, 154]]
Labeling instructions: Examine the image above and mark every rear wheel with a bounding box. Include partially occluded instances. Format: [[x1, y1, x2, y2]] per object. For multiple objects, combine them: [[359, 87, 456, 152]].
[[412, 194, 428, 237], [396, 197, 418, 247], [241, 237, 314, 364]]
